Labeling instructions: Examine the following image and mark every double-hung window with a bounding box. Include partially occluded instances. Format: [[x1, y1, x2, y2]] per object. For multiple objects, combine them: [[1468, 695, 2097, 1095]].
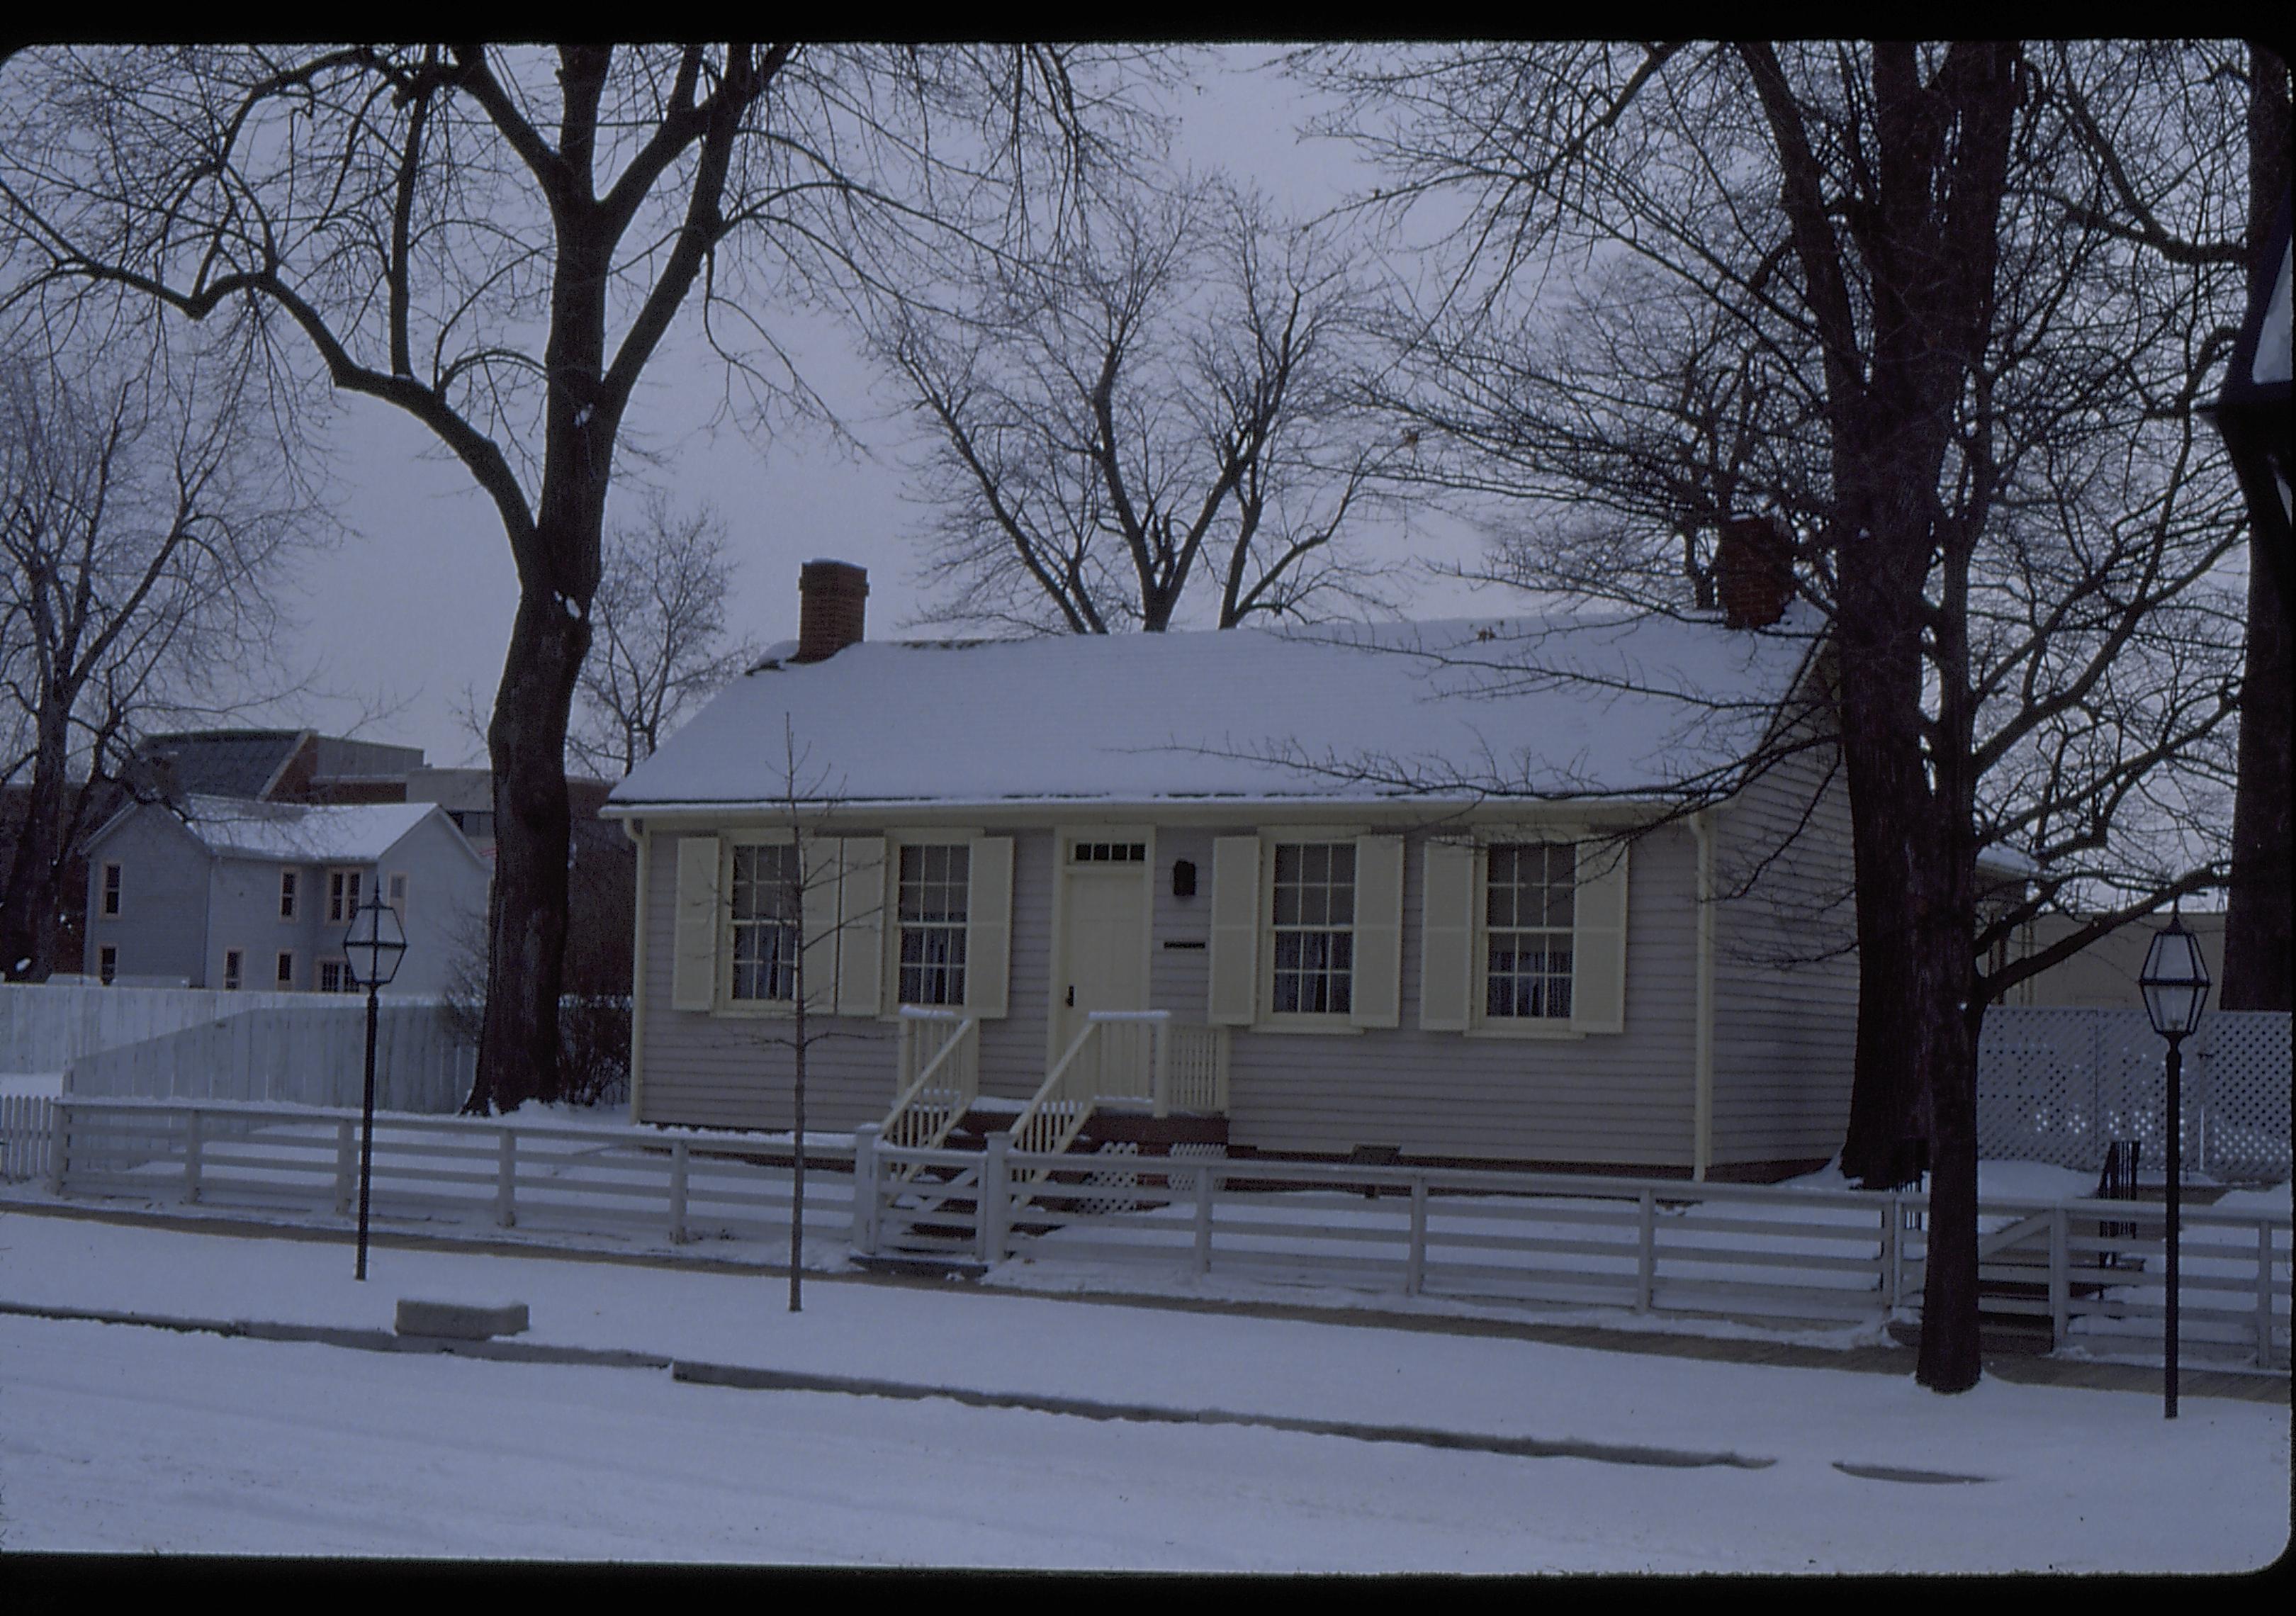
[[327, 869, 362, 924], [728, 843, 801, 1003], [671, 832, 1008, 1019], [1208, 834, 1402, 1029], [1484, 843, 1575, 1021], [101, 863, 122, 916], [1418, 833, 1628, 1035], [896, 843, 969, 1006], [1270, 841, 1355, 1015]]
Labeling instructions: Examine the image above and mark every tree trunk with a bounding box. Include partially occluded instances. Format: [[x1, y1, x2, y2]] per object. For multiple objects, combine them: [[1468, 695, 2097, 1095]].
[[2223, 556, 2292, 1010], [1917, 987, 1986, 1393], [467, 585, 588, 1112], [2222, 45, 2292, 1013], [0, 709, 73, 981], [1832, 503, 1941, 1190]]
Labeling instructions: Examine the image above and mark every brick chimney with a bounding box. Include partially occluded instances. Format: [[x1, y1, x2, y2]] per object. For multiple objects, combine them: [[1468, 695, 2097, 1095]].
[[792, 560, 868, 663], [1713, 517, 1795, 629]]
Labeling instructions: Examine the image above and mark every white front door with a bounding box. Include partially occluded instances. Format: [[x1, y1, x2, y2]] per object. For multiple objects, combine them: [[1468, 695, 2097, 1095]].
[[1054, 845, 1152, 1074]]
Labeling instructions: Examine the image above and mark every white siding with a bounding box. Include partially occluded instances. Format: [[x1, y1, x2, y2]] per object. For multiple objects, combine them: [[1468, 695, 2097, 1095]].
[[1706, 717, 1860, 1168]]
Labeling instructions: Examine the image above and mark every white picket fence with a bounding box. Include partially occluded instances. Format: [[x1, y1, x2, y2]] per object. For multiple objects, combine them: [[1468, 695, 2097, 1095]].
[[0, 1094, 53, 1179], [0, 982, 475, 1115]]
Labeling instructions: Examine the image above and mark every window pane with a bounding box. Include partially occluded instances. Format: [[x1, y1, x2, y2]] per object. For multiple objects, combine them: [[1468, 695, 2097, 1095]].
[[1269, 841, 1356, 1017], [898, 844, 969, 1004]]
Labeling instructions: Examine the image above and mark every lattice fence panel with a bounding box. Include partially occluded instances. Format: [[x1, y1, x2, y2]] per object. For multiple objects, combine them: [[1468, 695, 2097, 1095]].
[[2200, 1012, 2292, 1182], [1978, 1009, 2290, 1183]]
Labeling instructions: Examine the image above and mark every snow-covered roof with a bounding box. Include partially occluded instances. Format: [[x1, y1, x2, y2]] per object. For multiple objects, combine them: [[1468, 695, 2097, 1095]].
[[172, 797, 447, 863], [611, 610, 1825, 814]]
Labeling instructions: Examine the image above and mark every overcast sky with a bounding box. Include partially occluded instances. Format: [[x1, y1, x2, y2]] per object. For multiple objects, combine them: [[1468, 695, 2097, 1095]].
[[257, 46, 1487, 773]]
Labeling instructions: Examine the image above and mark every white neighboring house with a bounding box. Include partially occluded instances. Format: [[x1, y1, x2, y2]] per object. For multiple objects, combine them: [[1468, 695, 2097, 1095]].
[[602, 556, 1876, 1184], [81, 795, 488, 997]]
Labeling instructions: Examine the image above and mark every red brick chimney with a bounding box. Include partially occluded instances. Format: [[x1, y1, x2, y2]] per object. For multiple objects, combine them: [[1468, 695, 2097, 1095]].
[[1713, 517, 1795, 629], [792, 560, 868, 663]]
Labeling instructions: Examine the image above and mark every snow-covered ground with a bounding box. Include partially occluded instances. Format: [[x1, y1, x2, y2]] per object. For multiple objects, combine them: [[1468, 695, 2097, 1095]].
[[0, 1211, 2286, 1571]]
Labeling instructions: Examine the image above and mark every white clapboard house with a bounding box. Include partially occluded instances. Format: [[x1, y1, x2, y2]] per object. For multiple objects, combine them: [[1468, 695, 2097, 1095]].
[[604, 550, 1864, 1182]]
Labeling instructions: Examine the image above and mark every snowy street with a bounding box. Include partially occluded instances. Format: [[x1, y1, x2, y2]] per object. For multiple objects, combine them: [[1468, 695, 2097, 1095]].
[[0, 1210, 2286, 1571]]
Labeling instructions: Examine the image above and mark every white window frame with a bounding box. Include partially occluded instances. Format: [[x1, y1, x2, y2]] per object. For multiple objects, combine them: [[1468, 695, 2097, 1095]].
[[327, 868, 364, 924], [279, 868, 300, 921], [1263, 835, 1362, 1026], [318, 958, 358, 994], [1470, 838, 1586, 1038], [98, 944, 118, 984], [386, 871, 410, 924], [223, 949, 243, 991], [1420, 824, 1628, 1039], [276, 950, 296, 989], [101, 862, 122, 916], [891, 836, 974, 1011], [723, 836, 804, 1010]]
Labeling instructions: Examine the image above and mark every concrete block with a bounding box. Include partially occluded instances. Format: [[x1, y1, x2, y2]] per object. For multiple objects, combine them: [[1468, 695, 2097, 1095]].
[[394, 1298, 529, 1340]]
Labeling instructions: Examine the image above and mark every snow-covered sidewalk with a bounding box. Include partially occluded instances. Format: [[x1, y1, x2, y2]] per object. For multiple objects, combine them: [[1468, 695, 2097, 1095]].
[[0, 1208, 2287, 1570]]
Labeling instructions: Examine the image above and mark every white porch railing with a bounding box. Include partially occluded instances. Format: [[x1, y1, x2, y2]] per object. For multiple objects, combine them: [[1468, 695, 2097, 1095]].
[[1011, 1011, 1229, 1153], [1008, 1011, 1230, 1165], [883, 1008, 980, 1172]]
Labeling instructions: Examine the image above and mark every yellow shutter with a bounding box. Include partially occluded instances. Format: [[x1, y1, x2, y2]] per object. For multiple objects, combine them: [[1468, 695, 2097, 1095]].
[[966, 836, 1013, 1019], [1208, 836, 1261, 1026], [671, 835, 724, 1012], [799, 835, 841, 1014], [1570, 838, 1629, 1033], [1419, 838, 1476, 1031], [835, 837, 887, 1018], [1349, 834, 1404, 1028]]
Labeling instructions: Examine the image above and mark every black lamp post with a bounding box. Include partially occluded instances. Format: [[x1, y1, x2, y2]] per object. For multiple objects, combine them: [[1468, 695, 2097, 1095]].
[[344, 893, 407, 1281], [2137, 909, 2210, 1419]]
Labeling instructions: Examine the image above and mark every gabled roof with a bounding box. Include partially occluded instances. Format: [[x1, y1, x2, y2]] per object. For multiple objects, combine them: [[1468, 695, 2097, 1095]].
[[167, 796, 452, 863], [609, 609, 1825, 814]]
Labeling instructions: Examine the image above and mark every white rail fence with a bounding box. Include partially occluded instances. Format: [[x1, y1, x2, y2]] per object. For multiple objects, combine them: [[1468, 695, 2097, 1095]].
[[31, 1097, 854, 1249], [851, 1128, 2290, 1368], [17, 1098, 2287, 1367], [1978, 1009, 2290, 1182]]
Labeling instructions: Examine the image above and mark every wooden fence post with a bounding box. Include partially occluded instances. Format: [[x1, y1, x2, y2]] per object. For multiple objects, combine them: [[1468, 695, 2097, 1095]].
[[1193, 1157, 1216, 1277], [669, 1138, 689, 1245], [183, 1107, 203, 1206], [495, 1127, 517, 1228], [1407, 1174, 1427, 1296], [851, 1124, 880, 1256], [334, 1118, 356, 1216], [46, 1099, 69, 1195], [1636, 1189, 1656, 1313], [2259, 1223, 2277, 1369], [2049, 1206, 2069, 1349], [977, 1130, 1010, 1263]]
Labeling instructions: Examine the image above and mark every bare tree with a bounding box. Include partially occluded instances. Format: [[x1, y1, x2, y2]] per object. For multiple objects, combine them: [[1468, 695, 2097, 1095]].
[[0, 45, 1149, 1111], [570, 496, 759, 778], [1309, 40, 2255, 1391], [0, 333, 305, 980], [730, 717, 882, 1313], [874, 179, 1398, 634]]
